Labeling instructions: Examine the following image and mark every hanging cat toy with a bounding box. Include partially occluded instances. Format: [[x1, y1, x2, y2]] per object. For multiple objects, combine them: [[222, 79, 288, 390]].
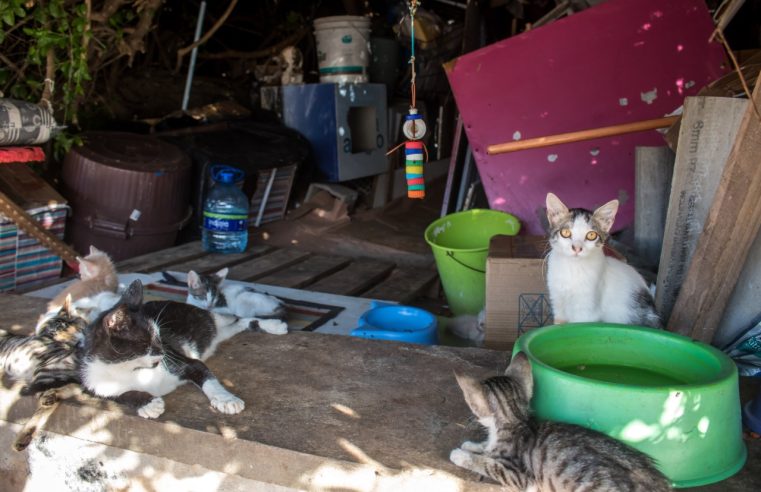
[[387, 0, 428, 199]]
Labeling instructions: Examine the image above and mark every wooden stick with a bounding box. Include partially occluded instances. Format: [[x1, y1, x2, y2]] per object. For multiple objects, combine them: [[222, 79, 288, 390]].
[[486, 116, 680, 155]]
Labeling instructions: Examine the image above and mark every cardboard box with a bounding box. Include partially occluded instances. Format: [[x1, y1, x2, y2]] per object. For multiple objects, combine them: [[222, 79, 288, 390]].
[[485, 235, 551, 349], [0, 164, 68, 292]]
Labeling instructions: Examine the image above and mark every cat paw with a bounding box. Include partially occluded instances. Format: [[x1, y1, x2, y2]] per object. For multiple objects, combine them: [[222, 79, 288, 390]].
[[460, 440, 486, 453], [211, 393, 245, 414], [449, 448, 471, 467], [257, 319, 288, 335], [137, 397, 165, 419]]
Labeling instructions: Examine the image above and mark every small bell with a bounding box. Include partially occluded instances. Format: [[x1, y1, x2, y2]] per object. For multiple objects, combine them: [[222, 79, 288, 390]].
[[402, 108, 427, 140]]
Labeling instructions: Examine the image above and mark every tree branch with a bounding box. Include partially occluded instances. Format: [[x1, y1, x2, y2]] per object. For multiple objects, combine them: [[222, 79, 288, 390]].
[[119, 0, 164, 66], [175, 0, 239, 72], [199, 26, 308, 60], [91, 0, 130, 23]]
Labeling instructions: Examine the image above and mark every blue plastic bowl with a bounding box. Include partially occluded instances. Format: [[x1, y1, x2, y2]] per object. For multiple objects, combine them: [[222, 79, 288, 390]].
[[352, 303, 438, 345]]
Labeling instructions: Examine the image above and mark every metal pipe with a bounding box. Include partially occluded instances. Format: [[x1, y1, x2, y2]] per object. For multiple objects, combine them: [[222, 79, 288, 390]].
[[182, 1, 207, 111]]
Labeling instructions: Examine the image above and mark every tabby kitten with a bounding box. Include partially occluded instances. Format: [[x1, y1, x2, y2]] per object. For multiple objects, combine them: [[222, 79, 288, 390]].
[[79, 280, 284, 418], [186, 268, 286, 320], [1, 296, 86, 395], [450, 352, 672, 491], [545, 193, 660, 327], [48, 246, 118, 312]]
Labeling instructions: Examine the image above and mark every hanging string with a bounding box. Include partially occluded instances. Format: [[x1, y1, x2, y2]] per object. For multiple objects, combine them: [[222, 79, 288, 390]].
[[387, 0, 428, 200]]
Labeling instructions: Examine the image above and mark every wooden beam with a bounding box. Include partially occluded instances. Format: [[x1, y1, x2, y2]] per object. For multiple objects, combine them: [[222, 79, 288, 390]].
[[634, 146, 674, 268], [654, 97, 748, 321], [668, 73, 761, 342]]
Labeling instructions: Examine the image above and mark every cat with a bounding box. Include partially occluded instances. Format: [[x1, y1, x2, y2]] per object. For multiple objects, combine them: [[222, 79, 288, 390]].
[[450, 352, 672, 491], [47, 246, 118, 312], [545, 192, 660, 327], [448, 310, 486, 346], [78, 279, 287, 419], [2, 296, 86, 395], [185, 268, 286, 320]]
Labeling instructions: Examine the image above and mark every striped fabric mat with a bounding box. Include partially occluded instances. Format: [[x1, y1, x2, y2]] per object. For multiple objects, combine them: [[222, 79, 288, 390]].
[[144, 282, 344, 332]]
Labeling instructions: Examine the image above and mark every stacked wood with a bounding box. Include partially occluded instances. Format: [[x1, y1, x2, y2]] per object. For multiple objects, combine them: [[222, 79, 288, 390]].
[[655, 97, 748, 323], [667, 73, 761, 342]]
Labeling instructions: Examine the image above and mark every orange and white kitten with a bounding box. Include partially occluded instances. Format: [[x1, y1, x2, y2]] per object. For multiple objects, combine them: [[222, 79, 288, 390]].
[[47, 246, 118, 311]]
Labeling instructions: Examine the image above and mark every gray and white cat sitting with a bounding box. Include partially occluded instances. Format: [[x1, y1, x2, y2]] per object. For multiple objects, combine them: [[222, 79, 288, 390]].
[[450, 352, 672, 491], [77, 280, 285, 418], [186, 268, 286, 320], [545, 192, 660, 327]]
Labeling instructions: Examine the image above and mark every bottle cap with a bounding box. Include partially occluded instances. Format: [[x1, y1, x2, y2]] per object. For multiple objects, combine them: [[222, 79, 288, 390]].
[[212, 165, 244, 184]]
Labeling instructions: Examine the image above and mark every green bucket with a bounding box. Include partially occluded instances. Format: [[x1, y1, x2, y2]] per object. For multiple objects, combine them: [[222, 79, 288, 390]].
[[424, 209, 520, 315]]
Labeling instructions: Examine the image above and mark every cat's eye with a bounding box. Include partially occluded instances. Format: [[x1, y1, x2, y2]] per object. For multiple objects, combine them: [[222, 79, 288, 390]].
[[560, 228, 572, 238], [586, 231, 599, 241]]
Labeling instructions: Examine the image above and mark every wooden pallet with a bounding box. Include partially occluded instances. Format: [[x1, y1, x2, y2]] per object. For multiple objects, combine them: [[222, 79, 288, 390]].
[[116, 241, 439, 304]]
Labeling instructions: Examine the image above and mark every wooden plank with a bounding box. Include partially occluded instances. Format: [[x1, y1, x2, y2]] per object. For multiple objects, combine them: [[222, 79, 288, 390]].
[[254, 255, 351, 289], [669, 74, 761, 342], [654, 96, 748, 322], [116, 241, 207, 273], [360, 267, 439, 304], [307, 260, 396, 296], [168, 244, 272, 275], [634, 146, 675, 268], [225, 248, 312, 281]]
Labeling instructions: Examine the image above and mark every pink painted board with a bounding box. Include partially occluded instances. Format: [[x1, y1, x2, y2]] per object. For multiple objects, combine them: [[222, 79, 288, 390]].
[[445, 0, 727, 235]]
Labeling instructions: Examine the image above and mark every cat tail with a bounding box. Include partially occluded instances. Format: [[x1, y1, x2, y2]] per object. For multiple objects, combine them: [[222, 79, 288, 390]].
[[448, 310, 485, 345]]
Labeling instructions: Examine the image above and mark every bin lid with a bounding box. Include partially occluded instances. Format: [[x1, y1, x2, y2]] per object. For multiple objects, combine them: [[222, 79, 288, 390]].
[[75, 132, 189, 173]]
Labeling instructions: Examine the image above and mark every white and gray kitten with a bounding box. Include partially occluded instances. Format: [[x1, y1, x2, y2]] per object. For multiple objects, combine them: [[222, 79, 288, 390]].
[[186, 267, 286, 320], [545, 192, 660, 327], [450, 352, 672, 491]]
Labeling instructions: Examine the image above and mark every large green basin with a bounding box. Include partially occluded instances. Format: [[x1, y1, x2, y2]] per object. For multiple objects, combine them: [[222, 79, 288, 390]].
[[514, 323, 746, 488]]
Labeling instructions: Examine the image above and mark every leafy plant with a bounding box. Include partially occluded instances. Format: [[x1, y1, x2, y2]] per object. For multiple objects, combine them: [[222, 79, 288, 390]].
[[0, 0, 163, 159]]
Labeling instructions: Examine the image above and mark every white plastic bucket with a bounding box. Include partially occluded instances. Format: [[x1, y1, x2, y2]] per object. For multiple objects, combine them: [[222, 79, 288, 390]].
[[314, 15, 371, 83]]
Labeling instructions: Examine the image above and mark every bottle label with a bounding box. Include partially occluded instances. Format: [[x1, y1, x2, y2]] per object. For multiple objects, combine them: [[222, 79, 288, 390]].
[[203, 211, 248, 232]]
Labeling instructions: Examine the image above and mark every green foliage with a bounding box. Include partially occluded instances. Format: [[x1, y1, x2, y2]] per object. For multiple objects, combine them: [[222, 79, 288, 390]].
[[0, 1, 94, 158]]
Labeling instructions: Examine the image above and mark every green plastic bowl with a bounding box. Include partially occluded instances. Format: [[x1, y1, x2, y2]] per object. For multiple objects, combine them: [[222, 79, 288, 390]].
[[514, 323, 746, 488]]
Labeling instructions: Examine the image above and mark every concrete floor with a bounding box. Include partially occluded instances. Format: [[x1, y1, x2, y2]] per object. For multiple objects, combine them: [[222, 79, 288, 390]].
[[1, 294, 759, 491]]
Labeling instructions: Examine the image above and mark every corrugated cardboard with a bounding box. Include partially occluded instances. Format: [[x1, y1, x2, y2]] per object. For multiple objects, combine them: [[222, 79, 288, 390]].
[[484, 235, 550, 350]]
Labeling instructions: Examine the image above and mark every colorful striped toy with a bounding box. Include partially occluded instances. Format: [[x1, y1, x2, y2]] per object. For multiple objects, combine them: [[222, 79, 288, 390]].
[[405, 141, 425, 199]]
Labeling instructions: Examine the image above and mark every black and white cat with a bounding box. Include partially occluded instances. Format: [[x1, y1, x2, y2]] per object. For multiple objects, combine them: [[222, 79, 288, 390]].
[[78, 280, 281, 418], [545, 192, 660, 327], [186, 268, 286, 320]]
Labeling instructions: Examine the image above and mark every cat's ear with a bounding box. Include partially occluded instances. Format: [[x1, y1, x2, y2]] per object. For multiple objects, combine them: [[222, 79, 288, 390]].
[[215, 268, 229, 282], [103, 305, 128, 332], [60, 294, 74, 315], [121, 280, 144, 310], [506, 352, 533, 400], [187, 271, 202, 290], [592, 199, 619, 234], [454, 372, 491, 418], [89, 245, 103, 256], [546, 193, 569, 229]]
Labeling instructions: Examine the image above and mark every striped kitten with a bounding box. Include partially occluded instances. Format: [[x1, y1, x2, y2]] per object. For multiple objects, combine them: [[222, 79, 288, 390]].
[[450, 352, 672, 491], [1, 296, 86, 395], [545, 192, 660, 327]]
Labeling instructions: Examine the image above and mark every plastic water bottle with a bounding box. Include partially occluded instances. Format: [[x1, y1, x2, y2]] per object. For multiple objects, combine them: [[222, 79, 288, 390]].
[[202, 165, 249, 253]]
